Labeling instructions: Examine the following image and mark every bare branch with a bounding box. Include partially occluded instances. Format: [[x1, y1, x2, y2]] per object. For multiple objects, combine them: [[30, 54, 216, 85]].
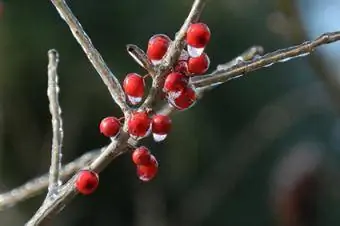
[[0, 149, 101, 211], [47, 49, 64, 196], [140, 0, 207, 109], [126, 44, 156, 75], [192, 31, 340, 88], [50, 0, 130, 114]]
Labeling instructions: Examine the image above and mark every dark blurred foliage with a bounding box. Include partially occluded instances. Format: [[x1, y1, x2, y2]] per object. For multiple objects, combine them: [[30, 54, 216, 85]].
[[1, 0, 340, 225]]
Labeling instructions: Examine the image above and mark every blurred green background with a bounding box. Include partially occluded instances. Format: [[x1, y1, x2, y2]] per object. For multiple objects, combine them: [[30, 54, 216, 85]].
[[1, 0, 340, 225]]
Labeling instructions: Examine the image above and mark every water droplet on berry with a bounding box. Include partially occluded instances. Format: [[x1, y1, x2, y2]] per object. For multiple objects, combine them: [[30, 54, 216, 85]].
[[127, 95, 142, 105], [153, 133, 167, 142], [151, 59, 162, 65], [187, 45, 204, 58]]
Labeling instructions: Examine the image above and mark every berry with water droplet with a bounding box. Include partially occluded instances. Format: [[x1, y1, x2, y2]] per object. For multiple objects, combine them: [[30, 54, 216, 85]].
[[170, 87, 197, 110], [123, 73, 145, 105], [137, 155, 158, 182], [152, 114, 171, 135], [132, 146, 151, 165], [128, 111, 151, 137], [99, 117, 121, 137], [188, 53, 210, 75], [75, 170, 99, 195], [147, 34, 171, 64], [163, 72, 188, 93], [186, 23, 211, 48]]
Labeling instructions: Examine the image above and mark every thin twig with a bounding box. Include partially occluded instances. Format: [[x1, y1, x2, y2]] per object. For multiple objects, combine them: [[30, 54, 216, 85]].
[[192, 31, 340, 88], [0, 149, 101, 211], [126, 44, 156, 75], [50, 0, 130, 114], [140, 0, 207, 109], [47, 49, 64, 196]]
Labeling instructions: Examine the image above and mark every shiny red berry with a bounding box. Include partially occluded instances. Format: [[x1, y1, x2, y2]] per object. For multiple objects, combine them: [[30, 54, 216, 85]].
[[132, 146, 151, 165], [75, 170, 99, 195], [152, 114, 172, 135], [127, 111, 151, 137], [123, 73, 145, 98], [188, 53, 210, 75], [163, 72, 188, 93], [171, 87, 197, 110], [147, 34, 171, 61], [137, 155, 158, 182], [186, 23, 211, 48], [99, 117, 121, 137]]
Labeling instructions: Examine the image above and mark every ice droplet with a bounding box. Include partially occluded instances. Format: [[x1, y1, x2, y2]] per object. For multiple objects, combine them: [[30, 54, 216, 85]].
[[187, 45, 204, 58], [167, 91, 182, 100], [153, 133, 167, 142], [127, 95, 142, 105], [151, 59, 162, 65]]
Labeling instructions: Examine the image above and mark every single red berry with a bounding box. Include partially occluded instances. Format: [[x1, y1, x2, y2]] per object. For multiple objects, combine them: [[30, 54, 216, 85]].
[[137, 155, 158, 182], [132, 146, 151, 165], [171, 87, 197, 110], [123, 73, 145, 98], [147, 34, 171, 61], [174, 61, 189, 76], [75, 170, 99, 195], [152, 114, 172, 135], [99, 117, 121, 137], [186, 23, 211, 48], [127, 111, 151, 137], [163, 72, 188, 93], [188, 53, 210, 75]]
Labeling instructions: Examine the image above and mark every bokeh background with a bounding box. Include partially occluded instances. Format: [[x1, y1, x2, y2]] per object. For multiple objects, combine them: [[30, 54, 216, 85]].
[[1, 0, 340, 225]]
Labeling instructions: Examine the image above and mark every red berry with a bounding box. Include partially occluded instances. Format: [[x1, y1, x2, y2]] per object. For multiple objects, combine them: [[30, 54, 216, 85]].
[[132, 146, 151, 165], [186, 23, 211, 48], [127, 111, 151, 137], [174, 61, 189, 76], [163, 72, 188, 93], [188, 53, 210, 75], [137, 155, 158, 182], [171, 87, 197, 110], [147, 34, 171, 60], [123, 73, 145, 98], [152, 114, 172, 135], [75, 170, 99, 195], [99, 117, 121, 137]]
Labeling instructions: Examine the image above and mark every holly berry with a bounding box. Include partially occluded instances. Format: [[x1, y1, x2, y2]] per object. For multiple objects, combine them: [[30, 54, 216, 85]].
[[75, 170, 99, 195], [174, 60, 189, 76], [152, 114, 172, 135], [163, 72, 188, 93], [147, 34, 171, 62], [188, 53, 210, 75], [132, 146, 151, 165], [127, 111, 151, 137], [137, 154, 158, 182], [123, 73, 145, 105], [186, 23, 211, 48], [99, 117, 121, 137], [170, 87, 197, 110]]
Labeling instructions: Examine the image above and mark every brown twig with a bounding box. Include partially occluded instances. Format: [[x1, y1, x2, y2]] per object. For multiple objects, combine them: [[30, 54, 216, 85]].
[[50, 0, 130, 115], [192, 32, 340, 88], [126, 44, 156, 75], [47, 49, 64, 196]]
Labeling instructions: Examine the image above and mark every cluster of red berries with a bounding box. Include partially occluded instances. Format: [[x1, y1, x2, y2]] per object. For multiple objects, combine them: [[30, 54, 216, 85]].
[[75, 22, 211, 194]]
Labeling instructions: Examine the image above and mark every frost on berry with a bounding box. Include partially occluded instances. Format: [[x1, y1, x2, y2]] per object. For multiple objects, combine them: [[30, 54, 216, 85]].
[[146, 34, 171, 65], [188, 52, 210, 75], [127, 111, 151, 137], [132, 146, 151, 165], [75, 170, 99, 195], [186, 23, 211, 57], [123, 73, 145, 105], [136, 155, 158, 182], [99, 117, 121, 137], [168, 86, 197, 110], [152, 114, 171, 142]]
